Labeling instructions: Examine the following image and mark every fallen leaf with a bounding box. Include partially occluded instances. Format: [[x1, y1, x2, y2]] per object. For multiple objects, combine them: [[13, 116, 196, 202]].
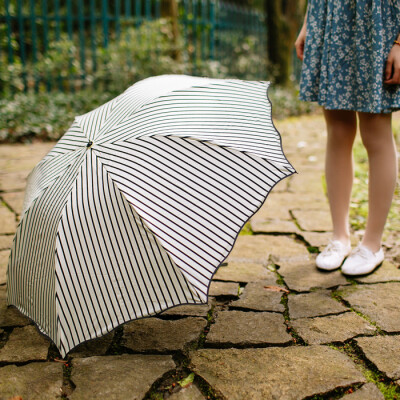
[[263, 285, 290, 293]]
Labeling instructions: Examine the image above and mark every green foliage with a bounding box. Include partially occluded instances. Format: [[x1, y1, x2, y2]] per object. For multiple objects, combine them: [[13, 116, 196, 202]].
[[1, 19, 190, 96], [0, 90, 112, 142], [1, 17, 268, 96], [88, 19, 189, 94], [268, 84, 318, 119], [0, 82, 318, 143], [0, 16, 317, 143]]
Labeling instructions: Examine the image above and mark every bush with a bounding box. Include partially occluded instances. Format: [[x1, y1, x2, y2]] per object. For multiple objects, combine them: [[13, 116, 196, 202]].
[[0, 90, 112, 142], [0, 16, 317, 143], [0, 82, 318, 144]]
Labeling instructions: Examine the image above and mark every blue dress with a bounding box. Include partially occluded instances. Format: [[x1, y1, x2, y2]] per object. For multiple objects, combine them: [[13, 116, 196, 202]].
[[299, 0, 400, 113]]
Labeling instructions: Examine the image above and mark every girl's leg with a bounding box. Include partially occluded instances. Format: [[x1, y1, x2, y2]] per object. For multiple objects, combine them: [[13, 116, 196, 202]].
[[323, 108, 357, 244], [357, 111, 398, 252]]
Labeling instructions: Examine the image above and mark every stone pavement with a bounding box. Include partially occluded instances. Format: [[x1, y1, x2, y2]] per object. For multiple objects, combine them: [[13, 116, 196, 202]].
[[0, 111, 399, 400]]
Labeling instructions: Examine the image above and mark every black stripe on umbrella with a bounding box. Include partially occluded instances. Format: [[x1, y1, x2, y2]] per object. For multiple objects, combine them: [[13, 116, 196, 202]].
[[6, 74, 296, 358]]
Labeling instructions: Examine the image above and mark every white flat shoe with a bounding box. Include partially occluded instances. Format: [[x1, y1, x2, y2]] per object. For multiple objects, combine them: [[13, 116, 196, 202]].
[[316, 239, 351, 271], [341, 244, 384, 276]]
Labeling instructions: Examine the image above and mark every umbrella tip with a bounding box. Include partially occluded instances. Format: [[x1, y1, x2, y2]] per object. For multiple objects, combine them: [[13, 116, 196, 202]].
[[86, 141, 93, 148]]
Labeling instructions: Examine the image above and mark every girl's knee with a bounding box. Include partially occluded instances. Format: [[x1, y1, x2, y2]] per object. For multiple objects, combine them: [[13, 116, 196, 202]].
[[323, 108, 357, 142], [358, 112, 393, 152]]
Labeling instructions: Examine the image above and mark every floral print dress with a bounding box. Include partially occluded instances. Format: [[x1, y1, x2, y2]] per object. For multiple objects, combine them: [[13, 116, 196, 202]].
[[299, 0, 400, 113]]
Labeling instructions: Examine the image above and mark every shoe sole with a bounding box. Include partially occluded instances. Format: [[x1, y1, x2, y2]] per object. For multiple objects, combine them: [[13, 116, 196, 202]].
[[340, 260, 384, 276], [315, 252, 351, 271]]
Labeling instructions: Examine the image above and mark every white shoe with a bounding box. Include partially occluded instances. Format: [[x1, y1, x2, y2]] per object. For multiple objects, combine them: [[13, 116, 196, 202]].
[[316, 239, 351, 270], [341, 244, 384, 275]]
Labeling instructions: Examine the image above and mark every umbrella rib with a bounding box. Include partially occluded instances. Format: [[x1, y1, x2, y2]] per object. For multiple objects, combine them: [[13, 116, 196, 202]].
[[120, 195, 220, 277], [57, 153, 123, 331], [109, 177, 180, 308], [96, 79, 270, 143], [165, 136, 283, 189], [116, 185, 203, 306], [195, 139, 289, 182], [55, 238, 91, 345], [149, 136, 266, 204], [113, 182, 223, 269], [105, 156, 205, 310], [102, 165, 172, 314], [89, 152, 133, 320], [12, 151, 86, 341], [142, 138, 260, 207], [68, 187, 114, 328], [112, 177, 230, 260], [101, 163, 237, 250], [96, 146, 248, 225]]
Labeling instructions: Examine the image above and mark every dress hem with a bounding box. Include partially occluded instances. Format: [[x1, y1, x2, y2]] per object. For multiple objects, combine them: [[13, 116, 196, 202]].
[[298, 95, 400, 114]]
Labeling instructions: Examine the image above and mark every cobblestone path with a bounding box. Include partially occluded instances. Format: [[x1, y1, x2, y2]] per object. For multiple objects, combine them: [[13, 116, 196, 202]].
[[0, 111, 399, 400]]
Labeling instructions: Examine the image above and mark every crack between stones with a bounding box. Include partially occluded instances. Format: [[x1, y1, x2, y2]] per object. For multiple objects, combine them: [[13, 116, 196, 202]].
[[327, 340, 400, 399]]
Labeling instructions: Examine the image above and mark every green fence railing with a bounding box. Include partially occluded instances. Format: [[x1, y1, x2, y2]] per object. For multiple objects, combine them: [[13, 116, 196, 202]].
[[0, 0, 269, 94]]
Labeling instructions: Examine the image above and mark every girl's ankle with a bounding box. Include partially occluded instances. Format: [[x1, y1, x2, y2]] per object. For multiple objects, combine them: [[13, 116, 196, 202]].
[[360, 240, 382, 253], [332, 235, 351, 246]]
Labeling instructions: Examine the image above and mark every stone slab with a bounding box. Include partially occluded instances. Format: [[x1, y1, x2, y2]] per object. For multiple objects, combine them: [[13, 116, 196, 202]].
[[226, 235, 271, 265], [160, 302, 212, 318], [212, 262, 276, 283], [227, 235, 309, 265], [0, 362, 63, 400], [341, 383, 385, 400], [251, 194, 292, 220], [250, 219, 299, 234], [355, 335, 400, 380], [0, 204, 16, 234], [0, 142, 54, 173], [301, 232, 359, 248], [289, 171, 326, 195], [2, 192, 25, 215], [205, 310, 291, 345], [290, 312, 376, 344], [208, 281, 238, 297], [0, 249, 10, 284], [255, 192, 328, 215], [0, 325, 50, 362], [121, 317, 207, 352], [288, 289, 349, 319], [337, 282, 400, 332], [0, 235, 13, 250], [188, 345, 366, 400], [68, 330, 114, 358], [277, 257, 348, 292], [291, 209, 333, 232], [0, 171, 29, 192], [0, 285, 32, 327], [300, 231, 336, 248], [351, 261, 400, 283], [70, 354, 175, 400], [230, 281, 285, 312]]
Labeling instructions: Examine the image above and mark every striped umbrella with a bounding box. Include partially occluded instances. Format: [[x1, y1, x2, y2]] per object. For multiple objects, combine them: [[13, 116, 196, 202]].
[[6, 74, 295, 358]]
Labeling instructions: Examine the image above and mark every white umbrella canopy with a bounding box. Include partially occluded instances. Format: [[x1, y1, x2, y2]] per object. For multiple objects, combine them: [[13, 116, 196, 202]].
[[6, 74, 295, 358]]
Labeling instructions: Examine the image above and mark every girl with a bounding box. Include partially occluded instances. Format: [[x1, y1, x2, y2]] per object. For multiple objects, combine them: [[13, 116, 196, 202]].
[[294, 0, 400, 275]]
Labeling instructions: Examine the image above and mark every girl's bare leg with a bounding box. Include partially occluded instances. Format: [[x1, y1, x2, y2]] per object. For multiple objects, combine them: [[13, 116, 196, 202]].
[[323, 108, 357, 244], [357, 111, 398, 252]]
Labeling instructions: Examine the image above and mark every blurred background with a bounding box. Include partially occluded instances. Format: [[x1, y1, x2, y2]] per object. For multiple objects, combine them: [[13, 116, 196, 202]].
[[0, 0, 314, 142]]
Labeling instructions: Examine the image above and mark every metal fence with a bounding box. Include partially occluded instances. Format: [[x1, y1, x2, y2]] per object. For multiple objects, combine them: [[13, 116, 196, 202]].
[[0, 0, 270, 93]]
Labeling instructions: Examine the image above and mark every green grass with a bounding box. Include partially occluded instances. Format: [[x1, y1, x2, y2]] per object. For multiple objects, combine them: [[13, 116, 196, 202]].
[[239, 221, 253, 235]]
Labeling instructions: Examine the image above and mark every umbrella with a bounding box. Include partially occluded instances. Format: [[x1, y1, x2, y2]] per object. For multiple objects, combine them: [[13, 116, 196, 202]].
[[6, 74, 295, 358]]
